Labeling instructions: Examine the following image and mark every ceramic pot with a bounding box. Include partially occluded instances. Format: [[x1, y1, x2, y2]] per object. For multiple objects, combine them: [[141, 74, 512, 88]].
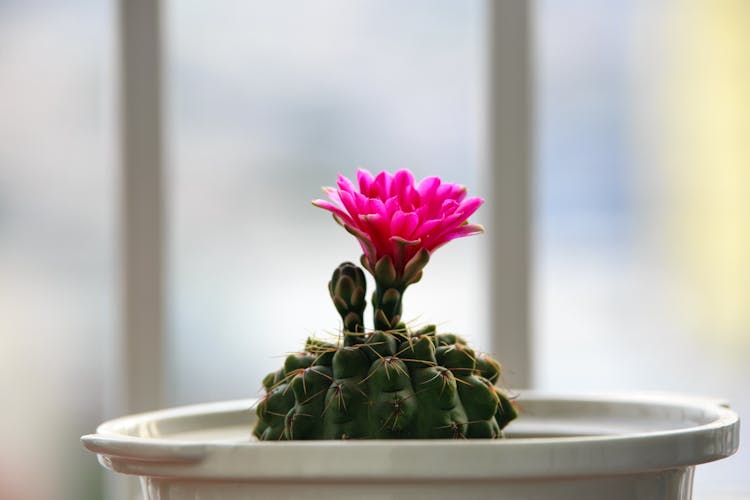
[[82, 392, 739, 500]]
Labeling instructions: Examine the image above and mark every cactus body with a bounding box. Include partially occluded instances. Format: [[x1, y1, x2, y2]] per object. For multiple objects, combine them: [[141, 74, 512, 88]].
[[253, 260, 517, 440], [254, 329, 517, 440]]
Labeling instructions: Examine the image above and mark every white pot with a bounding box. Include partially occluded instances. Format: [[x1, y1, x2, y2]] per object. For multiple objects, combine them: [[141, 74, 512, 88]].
[[82, 392, 739, 500]]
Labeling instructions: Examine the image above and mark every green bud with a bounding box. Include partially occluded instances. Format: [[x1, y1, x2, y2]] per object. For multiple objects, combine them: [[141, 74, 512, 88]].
[[328, 262, 367, 341]]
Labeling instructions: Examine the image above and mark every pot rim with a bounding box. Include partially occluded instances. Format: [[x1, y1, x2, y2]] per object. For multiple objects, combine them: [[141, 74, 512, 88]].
[[81, 391, 740, 480]]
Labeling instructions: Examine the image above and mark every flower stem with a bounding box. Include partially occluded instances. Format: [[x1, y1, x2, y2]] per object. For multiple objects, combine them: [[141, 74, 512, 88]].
[[372, 284, 404, 332]]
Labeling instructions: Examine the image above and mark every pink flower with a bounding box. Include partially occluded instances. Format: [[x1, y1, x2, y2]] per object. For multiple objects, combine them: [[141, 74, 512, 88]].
[[313, 169, 484, 286]]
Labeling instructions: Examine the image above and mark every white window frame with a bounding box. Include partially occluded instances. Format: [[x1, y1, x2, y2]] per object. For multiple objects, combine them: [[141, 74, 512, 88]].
[[118, 0, 165, 417], [116, 1, 164, 497], [486, 1, 533, 389]]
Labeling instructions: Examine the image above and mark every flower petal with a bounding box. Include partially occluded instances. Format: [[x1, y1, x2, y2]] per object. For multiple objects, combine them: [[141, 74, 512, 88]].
[[312, 199, 353, 225], [336, 173, 357, 194], [456, 197, 484, 219], [440, 199, 460, 216], [367, 198, 387, 218], [353, 191, 370, 212], [417, 176, 441, 199], [413, 218, 443, 239], [390, 210, 419, 238], [374, 170, 394, 199], [392, 169, 415, 196], [427, 224, 484, 251], [360, 213, 390, 256], [357, 168, 375, 194], [323, 186, 344, 206], [383, 195, 400, 217], [338, 190, 361, 219]]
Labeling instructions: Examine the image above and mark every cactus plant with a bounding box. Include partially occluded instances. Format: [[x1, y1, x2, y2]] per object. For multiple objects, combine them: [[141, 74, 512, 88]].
[[253, 169, 516, 440]]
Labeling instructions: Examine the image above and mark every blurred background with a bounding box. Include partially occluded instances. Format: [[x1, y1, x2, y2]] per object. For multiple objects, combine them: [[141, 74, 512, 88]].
[[0, 0, 747, 499]]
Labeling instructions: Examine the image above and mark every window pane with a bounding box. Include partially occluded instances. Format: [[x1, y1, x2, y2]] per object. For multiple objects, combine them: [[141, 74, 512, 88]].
[[166, 1, 487, 405], [0, 1, 113, 499], [536, 0, 750, 496]]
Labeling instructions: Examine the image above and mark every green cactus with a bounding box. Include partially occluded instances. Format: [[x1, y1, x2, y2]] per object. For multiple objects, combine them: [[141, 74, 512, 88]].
[[253, 262, 517, 440]]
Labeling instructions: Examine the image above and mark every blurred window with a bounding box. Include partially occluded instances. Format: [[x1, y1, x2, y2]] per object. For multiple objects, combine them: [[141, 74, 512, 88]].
[[165, 0, 488, 405], [0, 1, 113, 499], [536, 0, 750, 496]]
